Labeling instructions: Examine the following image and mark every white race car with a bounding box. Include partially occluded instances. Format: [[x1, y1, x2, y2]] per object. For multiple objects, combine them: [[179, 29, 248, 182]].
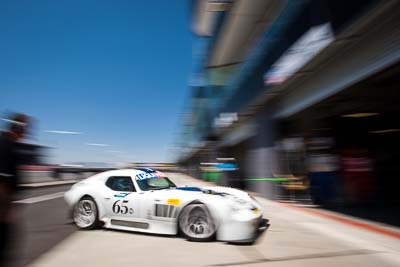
[[64, 168, 269, 243]]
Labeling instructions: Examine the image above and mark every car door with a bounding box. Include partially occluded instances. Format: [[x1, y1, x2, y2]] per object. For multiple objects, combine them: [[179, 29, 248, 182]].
[[103, 176, 142, 220]]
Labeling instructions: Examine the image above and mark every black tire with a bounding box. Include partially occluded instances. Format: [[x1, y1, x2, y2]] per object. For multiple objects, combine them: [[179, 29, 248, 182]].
[[73, 196, 99, 230], [178, 203, 216, 242]]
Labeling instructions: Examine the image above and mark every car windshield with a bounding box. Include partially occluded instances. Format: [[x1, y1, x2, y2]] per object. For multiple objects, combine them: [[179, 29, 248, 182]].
[[136, 177, 176, 191]]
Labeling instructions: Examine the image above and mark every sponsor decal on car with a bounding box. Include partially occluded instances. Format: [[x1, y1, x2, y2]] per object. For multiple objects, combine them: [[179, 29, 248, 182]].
[[167, 198, 180, 206], [112, 200, 133, 214], [114, 192, 131, 198], [175, 186, 202, 192], [135, 171, 165, 180]]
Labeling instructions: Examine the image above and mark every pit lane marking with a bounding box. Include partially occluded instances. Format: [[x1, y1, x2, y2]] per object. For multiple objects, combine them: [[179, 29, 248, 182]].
[[13, 192, 65, 204], [208, 249, 380, 266]]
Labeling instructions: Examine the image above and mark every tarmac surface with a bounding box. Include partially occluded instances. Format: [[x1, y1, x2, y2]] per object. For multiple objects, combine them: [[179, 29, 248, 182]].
[[7, 184, 75, 267], [5, 173, 400, 267]]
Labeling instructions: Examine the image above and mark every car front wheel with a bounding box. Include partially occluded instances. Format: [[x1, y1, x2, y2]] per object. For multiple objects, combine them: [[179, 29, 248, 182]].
[[178, 203, 216, 242], [73, 196, 99, 230]]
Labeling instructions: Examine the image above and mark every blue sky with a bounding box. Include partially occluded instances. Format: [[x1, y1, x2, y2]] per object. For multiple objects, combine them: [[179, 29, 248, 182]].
[[0, 0, 193, 164]]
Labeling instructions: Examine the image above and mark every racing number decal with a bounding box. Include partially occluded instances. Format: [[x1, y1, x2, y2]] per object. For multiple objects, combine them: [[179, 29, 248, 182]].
[[112, 200, 134, 214]]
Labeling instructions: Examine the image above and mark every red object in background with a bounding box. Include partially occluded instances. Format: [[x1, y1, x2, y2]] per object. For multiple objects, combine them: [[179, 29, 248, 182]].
[[18, 165, 53, 171], [341, 148, 374, 203], [278, 201, 400, 240]]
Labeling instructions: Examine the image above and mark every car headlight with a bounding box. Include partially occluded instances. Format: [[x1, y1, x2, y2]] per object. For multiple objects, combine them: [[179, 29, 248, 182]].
[[230, 199, 254, 212], [251, 207, 260, 214]]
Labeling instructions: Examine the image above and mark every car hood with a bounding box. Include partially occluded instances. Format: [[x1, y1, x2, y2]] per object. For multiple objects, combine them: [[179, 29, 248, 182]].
[[168, 185, 251, 200], [146, 185, 257, 206], [138, 185, 263, 216]]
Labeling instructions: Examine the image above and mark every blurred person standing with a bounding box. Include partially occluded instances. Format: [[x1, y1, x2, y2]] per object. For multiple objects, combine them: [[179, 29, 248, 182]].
[[0, 113, 29, 265], [307, 137, 339, 206]]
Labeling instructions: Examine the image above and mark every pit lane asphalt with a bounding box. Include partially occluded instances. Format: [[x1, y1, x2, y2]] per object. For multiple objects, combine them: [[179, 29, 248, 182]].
[[6, 184, 75, 267], [27, 173, 400, 267], [6, 174, 400, 267]]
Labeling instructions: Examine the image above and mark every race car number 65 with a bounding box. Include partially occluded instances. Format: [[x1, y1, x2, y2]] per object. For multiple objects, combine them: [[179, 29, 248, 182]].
[[112, 200, 132, 214]]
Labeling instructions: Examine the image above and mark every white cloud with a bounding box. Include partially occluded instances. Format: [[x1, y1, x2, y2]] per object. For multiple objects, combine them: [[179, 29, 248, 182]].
[[45, 130, 82, 135], [85, 143, 111, 147], [107, 150, 125, 153], [1, 118, 27, 126]]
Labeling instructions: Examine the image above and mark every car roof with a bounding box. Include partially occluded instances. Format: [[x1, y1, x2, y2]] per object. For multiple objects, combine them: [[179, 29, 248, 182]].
[[84, 168, 166, 184], [99, 168, 158, 177]]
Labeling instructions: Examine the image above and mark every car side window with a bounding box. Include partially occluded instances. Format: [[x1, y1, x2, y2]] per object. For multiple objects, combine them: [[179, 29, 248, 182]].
[[105, 176, 136, 192]]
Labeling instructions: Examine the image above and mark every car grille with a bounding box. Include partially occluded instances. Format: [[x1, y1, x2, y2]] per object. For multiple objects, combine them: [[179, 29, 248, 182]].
[[155, 204, 177, 218]]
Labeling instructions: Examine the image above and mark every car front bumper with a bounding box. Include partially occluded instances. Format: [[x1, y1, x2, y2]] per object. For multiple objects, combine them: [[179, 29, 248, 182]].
[[258, 218, 270, 232], [231, 218, 270, 244], [217, 215, 270, 243]]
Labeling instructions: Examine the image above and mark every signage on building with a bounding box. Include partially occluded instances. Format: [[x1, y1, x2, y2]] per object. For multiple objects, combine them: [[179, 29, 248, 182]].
[[264, 23, 334, 85], [214, 112, 238, 128]]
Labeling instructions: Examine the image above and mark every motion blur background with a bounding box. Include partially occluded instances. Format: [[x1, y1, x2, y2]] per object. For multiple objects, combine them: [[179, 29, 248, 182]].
[[1, 0, 400, 266], [1, 0, 400, 223], [176, 0, 400, 215]]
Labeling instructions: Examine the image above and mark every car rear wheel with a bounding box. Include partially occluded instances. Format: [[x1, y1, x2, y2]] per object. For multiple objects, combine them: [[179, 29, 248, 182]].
[[178, 203, 216, 242], [73, 196, 99, 230]]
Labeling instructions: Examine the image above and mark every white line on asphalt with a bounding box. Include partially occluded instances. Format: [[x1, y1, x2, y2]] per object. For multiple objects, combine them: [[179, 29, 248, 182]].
[[13, 192, 65, 204], [19, 180, 78, 188]]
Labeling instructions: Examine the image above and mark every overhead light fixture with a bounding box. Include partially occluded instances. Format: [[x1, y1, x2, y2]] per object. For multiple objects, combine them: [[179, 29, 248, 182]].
[[207, 0, 233, 12], [341, 112, 379, 118], [216, 157, 235, 161], [368, 129, 400, 134]]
